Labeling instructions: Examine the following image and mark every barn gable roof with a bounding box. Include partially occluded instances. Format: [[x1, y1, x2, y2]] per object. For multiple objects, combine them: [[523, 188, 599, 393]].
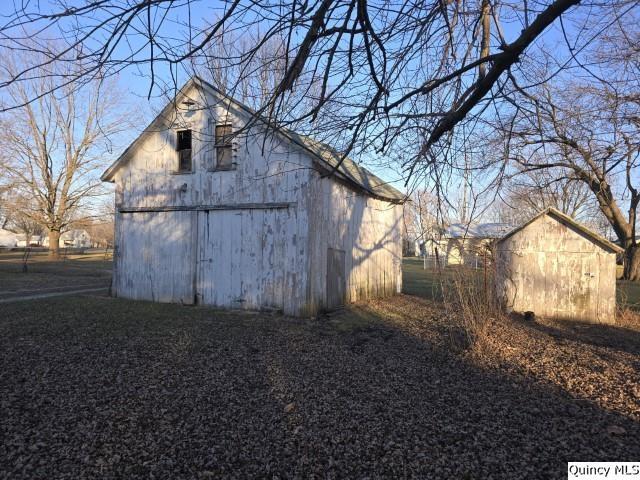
[[101, 76, 405, 203], [496, 207, 624, 253]]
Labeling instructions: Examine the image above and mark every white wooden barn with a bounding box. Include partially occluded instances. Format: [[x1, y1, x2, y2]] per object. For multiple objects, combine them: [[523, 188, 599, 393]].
[[101, 76, 405, 316], [495, 208, 623, 324]]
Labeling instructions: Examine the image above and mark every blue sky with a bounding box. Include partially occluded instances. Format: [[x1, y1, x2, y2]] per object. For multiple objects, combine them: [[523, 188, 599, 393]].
[[0, 0, 624, 222]]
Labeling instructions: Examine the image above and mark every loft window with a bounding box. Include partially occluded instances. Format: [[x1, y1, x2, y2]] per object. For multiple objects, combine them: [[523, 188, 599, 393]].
[[177, 129, 192, 172], [215, 124, 233, 170]]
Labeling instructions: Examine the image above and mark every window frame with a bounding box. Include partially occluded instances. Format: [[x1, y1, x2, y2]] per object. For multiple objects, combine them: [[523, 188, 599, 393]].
[[175, 129, 193, 174], [212, 123, 235, 171]]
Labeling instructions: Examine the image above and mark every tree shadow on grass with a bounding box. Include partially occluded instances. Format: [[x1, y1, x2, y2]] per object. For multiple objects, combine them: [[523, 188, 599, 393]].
[[263, 298, 639, 478]]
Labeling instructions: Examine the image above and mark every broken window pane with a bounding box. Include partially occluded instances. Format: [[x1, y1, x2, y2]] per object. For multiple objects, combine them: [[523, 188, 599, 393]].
[[176, 129, 192, 172]]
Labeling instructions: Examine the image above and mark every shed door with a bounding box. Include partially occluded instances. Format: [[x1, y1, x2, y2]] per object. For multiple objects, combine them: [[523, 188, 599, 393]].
[[116, 211, 195, 304], [579, 254, 599, 322], [326, 248, 346, 309], [552, 252, 599, 322]]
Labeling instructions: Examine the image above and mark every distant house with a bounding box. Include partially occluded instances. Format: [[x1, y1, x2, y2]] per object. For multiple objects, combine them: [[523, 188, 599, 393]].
[[0, 229, 17, 248], [43, 229, 92, 248], [16, 234, 42, 247], [442, 222, 513, 266], [495, 208, 623, 324], [60, 229, 91, 248], [100, 76, 405, 315]]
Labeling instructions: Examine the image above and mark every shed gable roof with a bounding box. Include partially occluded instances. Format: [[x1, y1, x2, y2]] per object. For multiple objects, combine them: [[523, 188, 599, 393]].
[[101, 76, 405, 203], [497, 207, 623, 253]]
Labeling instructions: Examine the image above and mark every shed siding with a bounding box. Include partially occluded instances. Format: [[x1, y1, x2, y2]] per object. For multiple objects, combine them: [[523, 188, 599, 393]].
[[196, 207, 307, 314], [114, 210, 196, 304], [495, 214, 617, 323], [114, 85, 312, 209]]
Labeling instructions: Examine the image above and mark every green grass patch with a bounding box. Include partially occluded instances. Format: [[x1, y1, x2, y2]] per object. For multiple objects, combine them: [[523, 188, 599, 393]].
[[401, 257, 445, 301]]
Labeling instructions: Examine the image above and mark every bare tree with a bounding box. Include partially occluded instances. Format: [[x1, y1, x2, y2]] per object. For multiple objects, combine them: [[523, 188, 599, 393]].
[[501, 73, 640, 278], [0, 0, 619, 175], [2, 195, 46, 245], [496, 168, 595, 225], [196, 31, 290, 109], [0, 51, 128, 258], [82, 201, 116, 248], [403, 189, 447, 255]]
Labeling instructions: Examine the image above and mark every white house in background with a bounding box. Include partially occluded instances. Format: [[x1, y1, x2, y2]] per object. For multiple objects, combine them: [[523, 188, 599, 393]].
[[0, 228, 17, 248], [101, 76, 406, 315], [442, 222, 514, 266], [43, 229, 92, 248], [16, 234, 43, 247], [60, 229, 91, 248]]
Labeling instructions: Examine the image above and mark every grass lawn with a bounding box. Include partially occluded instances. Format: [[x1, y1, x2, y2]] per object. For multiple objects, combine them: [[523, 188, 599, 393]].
[[618, 280, 640, 310], [0, 255, 638, 478], [0, 251, 112, 297]]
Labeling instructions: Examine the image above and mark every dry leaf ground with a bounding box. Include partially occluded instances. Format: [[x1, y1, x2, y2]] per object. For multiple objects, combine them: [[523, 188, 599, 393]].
[[0, 293, 638, 479]]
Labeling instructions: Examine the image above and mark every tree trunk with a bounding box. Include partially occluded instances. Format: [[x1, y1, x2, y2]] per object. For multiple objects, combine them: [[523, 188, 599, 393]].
[[48, 229, 61, 259], [623, 244, 640, 281]]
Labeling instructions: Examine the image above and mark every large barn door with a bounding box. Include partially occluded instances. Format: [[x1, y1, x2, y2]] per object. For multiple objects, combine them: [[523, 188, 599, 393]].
[[196, 209, 288, 310], [115, 211, 195, 304], [326, 248, 346, 309]]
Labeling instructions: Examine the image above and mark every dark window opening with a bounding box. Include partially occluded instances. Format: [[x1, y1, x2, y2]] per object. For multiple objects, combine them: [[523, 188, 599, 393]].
[[177, 129, 192, 172], [215, 124, 233, 170]]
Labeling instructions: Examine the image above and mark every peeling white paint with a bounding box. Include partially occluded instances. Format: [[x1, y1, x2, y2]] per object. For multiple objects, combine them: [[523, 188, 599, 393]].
[[495, 213, 618, 324], [109, 83, 403, 315]]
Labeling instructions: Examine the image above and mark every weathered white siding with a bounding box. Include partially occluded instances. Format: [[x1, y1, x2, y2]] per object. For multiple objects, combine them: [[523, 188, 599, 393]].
[[495, 213, 618, 324], [307, 176, 403, 312], [196, 207, 304, 313], [110, 81, 403, 315], [112, 83, 312, 314], [115, 210, 196, 304], [443, 238, 492, 266]]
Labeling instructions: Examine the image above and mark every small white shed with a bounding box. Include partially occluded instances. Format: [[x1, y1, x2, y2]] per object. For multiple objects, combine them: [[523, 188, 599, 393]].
[[495, 208, 623, 324]]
